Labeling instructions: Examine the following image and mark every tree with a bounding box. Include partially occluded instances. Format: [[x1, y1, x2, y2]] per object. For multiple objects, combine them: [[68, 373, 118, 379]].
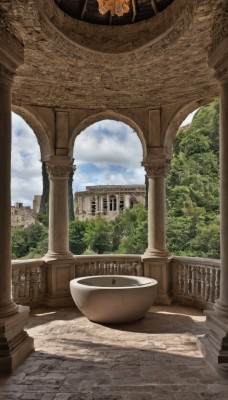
[[83, 217, 113, 254], [69, 219, 88, 255], [166, 98, 220, 258], [12, 223, 48, 259], [116, 204, 148, 254]]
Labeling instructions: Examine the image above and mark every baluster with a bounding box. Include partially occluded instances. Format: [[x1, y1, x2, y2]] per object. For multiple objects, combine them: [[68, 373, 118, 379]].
[[191, 265, 196, 297], [200, 266, 205, 300], [183, 265, 187, 295], [31, 268, 39, 300], [215, 268, 220, 300], [177, 263, 182, 294], [205, 267, 210, 301], [187, 264, 191, 296], [195, 266, 200, 298], [12, 268, 19, 302], [19, 268, 25, 299], [114, 262, 117, 275], [25, 268, 30, 300], [208, 267, 214, 303]]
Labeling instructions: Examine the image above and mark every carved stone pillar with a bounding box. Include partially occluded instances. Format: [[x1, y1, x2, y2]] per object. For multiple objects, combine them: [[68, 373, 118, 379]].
[[0, 66, 18, 318], [0, 65, 34, 372], [198, 36, 228, 372], [142, 160, 170, 257], [45, 156, 74, 259], [141, 157, 171, 306]]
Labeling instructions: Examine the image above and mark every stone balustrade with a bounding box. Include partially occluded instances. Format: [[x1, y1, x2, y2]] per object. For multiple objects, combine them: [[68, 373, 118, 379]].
[[74, 254, 143, 277], [12, 259, 46, 307], [11, 255, 221, 310], [172, 256, 220, 309]]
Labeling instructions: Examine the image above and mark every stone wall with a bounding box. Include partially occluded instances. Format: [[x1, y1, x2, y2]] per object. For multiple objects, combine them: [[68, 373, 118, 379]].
[[11, 202, 38, 228]]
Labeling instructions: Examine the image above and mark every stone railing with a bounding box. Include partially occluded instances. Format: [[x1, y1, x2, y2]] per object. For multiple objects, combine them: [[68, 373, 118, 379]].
[[171, 256, 220, 309], [11, 255, 221, 310], [74, 254, 143, 278], [12, 259, 46, 307]]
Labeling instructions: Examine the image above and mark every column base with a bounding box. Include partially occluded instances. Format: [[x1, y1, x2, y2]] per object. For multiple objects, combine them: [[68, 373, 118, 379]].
[[197, 310, 228, 376], [142, 256, 172, 305], [43, 250, 74, 261], [0, 300, 18, 318], [143, 248, 170, 258], [213, 299, 228, 318], [0, 305, 34, 372]]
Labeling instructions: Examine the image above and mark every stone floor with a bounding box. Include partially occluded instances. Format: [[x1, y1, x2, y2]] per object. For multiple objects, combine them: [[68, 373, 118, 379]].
[[0, 305, 228, 400]]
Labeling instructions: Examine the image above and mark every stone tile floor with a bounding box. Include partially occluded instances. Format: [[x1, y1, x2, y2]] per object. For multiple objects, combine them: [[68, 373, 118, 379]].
[[0, 305, 228, 400]]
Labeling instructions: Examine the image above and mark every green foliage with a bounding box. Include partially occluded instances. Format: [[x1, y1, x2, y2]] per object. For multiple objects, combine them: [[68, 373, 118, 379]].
[[67, 204, 147, 255], [116, 204, 148, 254], [69, 219, 88, 255], [166, 98, 220, 258], [12, 223, 48, 259], [83, 217, 113, 254]]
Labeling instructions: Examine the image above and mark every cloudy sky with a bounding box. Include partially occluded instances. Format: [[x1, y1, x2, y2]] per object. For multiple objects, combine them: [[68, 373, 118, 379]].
[[11, 111, 196, 207]]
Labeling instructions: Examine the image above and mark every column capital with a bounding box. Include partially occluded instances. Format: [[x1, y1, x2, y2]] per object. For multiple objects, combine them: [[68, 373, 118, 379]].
[[208, 36, 228, 84], [142, 159, 170, 178], [0, 64, 14, 86], [45, 157, 75, 179]]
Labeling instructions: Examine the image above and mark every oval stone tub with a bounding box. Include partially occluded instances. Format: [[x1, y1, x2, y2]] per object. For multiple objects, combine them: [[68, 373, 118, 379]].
[[70, 275, 158, 324]]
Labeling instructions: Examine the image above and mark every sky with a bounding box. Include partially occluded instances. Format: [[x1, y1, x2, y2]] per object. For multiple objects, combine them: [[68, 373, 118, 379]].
[[11, 110, 197, 207]]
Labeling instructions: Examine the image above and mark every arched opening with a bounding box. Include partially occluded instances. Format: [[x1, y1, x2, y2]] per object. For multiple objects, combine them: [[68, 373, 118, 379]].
[[166, 98, 220, 259], [73, 119, 146, 219], [11, 112, 48, 259], [70, 119, 147, 255]]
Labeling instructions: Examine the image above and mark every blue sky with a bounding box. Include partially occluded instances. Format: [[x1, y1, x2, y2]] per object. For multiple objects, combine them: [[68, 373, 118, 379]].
[[11, 112, 196, 206]]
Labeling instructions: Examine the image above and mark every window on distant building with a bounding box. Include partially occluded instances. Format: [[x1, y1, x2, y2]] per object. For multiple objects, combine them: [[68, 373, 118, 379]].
[[109, 195, 117, 211], [91, 197, 96, 215]]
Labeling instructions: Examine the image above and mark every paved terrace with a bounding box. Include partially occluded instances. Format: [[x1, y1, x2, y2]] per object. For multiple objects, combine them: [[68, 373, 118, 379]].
[[1, 306, 228, 400]]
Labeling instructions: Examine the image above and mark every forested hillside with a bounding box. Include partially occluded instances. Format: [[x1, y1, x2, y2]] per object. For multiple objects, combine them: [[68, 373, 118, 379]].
[[166, 98, 220, 258], [12, 99, 220, 259]]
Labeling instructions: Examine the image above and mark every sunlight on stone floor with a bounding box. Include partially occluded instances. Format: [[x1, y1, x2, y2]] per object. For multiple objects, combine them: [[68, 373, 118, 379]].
[[0, 305, 228, 400]]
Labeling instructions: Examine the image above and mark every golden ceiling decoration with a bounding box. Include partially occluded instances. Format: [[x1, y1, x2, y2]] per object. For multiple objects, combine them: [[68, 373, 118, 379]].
[[97, 0, 130, 17]]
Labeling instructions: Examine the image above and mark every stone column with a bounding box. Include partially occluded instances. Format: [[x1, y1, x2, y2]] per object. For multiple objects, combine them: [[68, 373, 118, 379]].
[[0, 65, 34, 372], [141, 158, 171, 305], [45, 156, 74, 259], [198, 42, 228, 370], [143, 160, 170, 257], [0, 66, 18, 317], [214, 79, 228, 317]]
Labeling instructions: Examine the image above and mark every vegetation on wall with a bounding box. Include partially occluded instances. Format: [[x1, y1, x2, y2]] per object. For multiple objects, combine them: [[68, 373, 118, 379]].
[[12, 99, 220, 260]]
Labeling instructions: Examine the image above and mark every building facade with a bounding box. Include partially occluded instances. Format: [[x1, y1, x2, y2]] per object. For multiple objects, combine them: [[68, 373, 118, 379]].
[[74, 185, 146, 220], [11, 202, 38, 228]]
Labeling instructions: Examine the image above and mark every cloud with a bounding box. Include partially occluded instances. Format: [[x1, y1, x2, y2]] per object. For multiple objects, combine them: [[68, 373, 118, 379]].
[[73, 120, 145, 192], [11, 113, 42, 206], [74, 120, 143, 167]]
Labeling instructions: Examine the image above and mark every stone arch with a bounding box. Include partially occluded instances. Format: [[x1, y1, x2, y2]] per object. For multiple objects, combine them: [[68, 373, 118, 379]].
[[12, 105, 52, 160], [69, 110, 147, 159], [163, 98, 214, 159]]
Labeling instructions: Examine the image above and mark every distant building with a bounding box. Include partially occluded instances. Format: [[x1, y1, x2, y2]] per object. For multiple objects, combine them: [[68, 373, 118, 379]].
[[74, 185, 146, 221], [11, 202, 38, 228]]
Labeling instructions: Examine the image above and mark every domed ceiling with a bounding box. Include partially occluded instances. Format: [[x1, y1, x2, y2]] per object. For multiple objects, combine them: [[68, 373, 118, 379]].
[[54, 0, 174, 26]]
